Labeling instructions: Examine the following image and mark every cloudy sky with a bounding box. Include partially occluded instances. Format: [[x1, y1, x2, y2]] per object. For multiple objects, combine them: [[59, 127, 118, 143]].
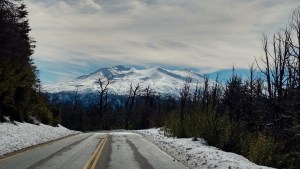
[[26, 0, 299, 84]]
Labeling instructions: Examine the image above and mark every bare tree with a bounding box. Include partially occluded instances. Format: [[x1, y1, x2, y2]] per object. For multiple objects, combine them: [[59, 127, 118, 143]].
[[256, 35, 273, 99], [192, 82, 200, 105], [125, 83, 140, 129], [201, 75, 210, 113], [289, 7, 300, 89], [256, 27, 294, 138], [141, 85, 156, 129], [179, 76, 192, 137], [246, 63, 256, 117], [257, 32, 289, 104], [96, 75, 111, 116]]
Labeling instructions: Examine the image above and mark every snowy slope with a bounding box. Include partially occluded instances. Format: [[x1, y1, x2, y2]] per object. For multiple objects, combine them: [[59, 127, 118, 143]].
[[0, 122, 79, 156], [134, 128, 273, 169], [43, 65, 206, 96]]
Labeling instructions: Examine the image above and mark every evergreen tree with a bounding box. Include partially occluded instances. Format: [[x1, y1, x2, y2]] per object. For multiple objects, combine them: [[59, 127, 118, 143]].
[[0, 0, 52, 123]]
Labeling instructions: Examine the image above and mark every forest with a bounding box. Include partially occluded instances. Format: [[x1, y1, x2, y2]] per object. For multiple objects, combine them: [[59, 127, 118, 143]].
[[0, 0, 299, 168]]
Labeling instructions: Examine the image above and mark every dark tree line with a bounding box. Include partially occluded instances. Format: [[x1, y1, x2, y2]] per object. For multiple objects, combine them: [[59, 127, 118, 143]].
[[49, 82, 168, 131], [0, 0, 53, 124]]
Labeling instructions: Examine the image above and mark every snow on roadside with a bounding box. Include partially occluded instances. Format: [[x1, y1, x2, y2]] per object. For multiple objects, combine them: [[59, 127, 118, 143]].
[[134, 128, 273, 169], [0, 122, 80, 156]]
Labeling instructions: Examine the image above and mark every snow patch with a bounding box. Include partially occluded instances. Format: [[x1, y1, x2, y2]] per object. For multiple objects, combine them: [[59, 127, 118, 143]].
[[3, 116, 10, 122], [0, 122, 80, 156], [134, 128, 273, 169]]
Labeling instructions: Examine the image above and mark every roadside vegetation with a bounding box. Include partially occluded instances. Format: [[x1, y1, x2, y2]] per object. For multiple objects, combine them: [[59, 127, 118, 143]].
[[163, 7, 300, 168]]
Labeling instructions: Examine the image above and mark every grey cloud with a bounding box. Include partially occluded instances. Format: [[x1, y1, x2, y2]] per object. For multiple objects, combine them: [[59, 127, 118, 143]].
[[26, 0, 300, 82]]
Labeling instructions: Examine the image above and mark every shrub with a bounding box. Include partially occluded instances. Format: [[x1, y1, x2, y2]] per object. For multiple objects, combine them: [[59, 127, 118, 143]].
[[248, 133, 277, 166], [165, 111, 181, 137]]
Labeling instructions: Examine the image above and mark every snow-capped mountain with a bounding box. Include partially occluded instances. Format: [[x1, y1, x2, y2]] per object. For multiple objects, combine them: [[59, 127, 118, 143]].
[[43, 65, 206, 96]]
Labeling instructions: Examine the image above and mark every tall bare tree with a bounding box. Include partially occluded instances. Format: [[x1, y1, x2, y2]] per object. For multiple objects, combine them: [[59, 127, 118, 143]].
[[141, 85, 156, 129], [96, 75, 111, 116], [178, 76, 192, 137], [125, 83, 140, 129], [289, 7, 300, 89]]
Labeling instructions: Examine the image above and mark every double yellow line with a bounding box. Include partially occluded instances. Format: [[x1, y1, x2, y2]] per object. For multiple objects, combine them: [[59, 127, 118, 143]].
[[84, 134, 109, 169]]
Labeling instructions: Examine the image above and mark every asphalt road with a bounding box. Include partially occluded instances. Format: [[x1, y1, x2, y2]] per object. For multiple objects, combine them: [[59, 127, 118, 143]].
[[0, 132, 187, 169]]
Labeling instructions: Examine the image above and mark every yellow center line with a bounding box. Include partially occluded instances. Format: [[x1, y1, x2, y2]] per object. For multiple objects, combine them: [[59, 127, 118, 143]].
[[83, 134, 108, 169], [90, 135, 108, 169]]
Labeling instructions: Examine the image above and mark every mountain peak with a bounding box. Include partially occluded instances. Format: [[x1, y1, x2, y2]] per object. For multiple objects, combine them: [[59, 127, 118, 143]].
[[180, 68, 192, 72], [110, 65, 131, 71]]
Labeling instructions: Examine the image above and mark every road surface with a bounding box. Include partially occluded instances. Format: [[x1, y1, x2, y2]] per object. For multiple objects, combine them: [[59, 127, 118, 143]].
[[0, 132, 187, 169]]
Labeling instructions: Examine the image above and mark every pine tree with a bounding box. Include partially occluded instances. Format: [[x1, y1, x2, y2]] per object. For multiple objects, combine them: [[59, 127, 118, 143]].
[[0, 0, 51, 123]]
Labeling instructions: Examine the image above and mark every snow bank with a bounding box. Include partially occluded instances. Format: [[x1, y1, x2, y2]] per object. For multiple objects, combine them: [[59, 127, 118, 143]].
[[0, 122, 79, 156], [134, 128, 273, 169]]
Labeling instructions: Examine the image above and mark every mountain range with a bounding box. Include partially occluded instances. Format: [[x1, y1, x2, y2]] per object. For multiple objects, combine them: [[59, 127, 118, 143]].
[[43, 65, 208, 96], [43, 65, 250, 96]]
